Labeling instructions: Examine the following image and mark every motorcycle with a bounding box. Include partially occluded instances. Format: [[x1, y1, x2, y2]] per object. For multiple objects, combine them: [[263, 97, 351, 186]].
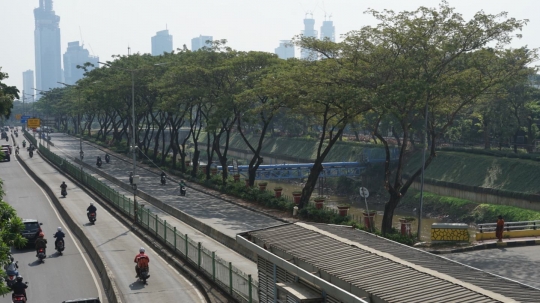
[[105, 154, 110, 163], [180, 186, 186, 196], [80, 151, 84, 160], [55, 239, 65, 255], [12, 291, 27, 303], [5, 264, 18, 288], [15, 133, 18, 138], [139, 268, 150, 284], [160, 175, 166, 185], [88, 212, 97, 224], [37, 248, 46, 263], [22, 142, 26, 148], [61, 188, 67, 198], [96, 157, 102, 168], [29, 150, 33, 158]]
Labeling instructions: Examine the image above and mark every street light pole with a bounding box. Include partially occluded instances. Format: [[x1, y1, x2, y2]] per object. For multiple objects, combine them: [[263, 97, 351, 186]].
[[417, 100, 429, 241]]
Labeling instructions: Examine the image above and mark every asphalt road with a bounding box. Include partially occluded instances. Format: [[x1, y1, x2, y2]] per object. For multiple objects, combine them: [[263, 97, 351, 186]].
[[16, 132, 205, 302], [0, 132, 102, 303], [49, 133, 285, 238], [446, 246, 540, 289]]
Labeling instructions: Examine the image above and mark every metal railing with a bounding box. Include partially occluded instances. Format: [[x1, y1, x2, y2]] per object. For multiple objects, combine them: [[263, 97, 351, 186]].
[[477, 220, 540, 233], [37, 143, 258, 303]]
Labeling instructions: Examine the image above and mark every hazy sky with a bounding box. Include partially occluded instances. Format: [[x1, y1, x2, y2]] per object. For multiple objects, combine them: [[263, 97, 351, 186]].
[[1, 0, 539, 91]]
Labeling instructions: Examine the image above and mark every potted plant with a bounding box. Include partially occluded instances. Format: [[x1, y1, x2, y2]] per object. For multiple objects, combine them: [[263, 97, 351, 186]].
[[399, 216, 415, 236], [274, 187, 283, 198], [258, 181, 268, 191], [292, 191, 302, 204], [313, 196, 325, 209], [233, 174, 241, 182], [184, 159, 191, 167], [244, 179, 251, 187], [210, 166, 218, 175], [362, 210, 377, 231], [337, 204, 351, 217]]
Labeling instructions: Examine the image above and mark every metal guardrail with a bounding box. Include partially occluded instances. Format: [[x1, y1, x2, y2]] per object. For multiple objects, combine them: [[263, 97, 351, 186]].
[[477, 220, 540, 233], [37, 142, 258, 303]]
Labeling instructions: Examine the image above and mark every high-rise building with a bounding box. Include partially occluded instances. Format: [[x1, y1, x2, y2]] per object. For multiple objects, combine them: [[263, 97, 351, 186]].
[[34, 0, 62, 96], [22, 70, 35, 102], [191, 35, 213, 51], [301, 15, 318, 60], [63, 41, 99, 85], [320, 20, 335, 42], [151, 29, 173, 56], [275, 40, 295, 59]]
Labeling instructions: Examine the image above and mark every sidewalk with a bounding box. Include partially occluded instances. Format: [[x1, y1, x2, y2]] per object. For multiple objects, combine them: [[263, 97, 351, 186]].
[[428, 237, 540, 254], [47, 133, 260, 276]]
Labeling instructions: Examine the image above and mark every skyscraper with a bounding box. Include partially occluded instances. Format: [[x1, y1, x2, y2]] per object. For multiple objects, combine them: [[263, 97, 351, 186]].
[[151, 29, 173, 56], [34, 0, 62, 96], [275, 40, 295, 59], [300, 14, 318, 60], [22, 70, 35, 102], [320, 20, 335, 42], [63, 41, 99, 85], [191, 35, 213, 51]]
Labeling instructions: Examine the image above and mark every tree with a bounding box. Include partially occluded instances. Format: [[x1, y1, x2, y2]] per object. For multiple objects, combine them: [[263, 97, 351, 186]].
[[0, 68, 19, 119], [359, 2, 532, 234]]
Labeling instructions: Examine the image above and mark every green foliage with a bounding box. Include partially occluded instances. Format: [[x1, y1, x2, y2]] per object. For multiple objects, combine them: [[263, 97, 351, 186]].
[[0, 68, 19, 119]]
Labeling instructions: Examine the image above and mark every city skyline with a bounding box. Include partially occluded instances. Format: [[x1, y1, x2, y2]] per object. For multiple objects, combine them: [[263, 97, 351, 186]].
[[63, 41, 99, 85], [1, 0, 539, 92], [151, 29, 173, 56]]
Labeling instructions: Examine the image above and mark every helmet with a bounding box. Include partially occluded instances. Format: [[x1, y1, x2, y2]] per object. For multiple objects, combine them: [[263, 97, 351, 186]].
[[57, 227, 62, 232], [139, 247, 145, 253], [62, 181, 65, 184], [10, 256, 14, 262], [90, 202, 94, 206], [16, 275, 22, 282], [38, 232, 44, 238]]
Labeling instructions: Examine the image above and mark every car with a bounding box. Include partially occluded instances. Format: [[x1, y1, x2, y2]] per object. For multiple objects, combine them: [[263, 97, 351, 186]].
[[21, 219, 43, 246], [0, 131, 6, 139], [0, 145, 10, 162]]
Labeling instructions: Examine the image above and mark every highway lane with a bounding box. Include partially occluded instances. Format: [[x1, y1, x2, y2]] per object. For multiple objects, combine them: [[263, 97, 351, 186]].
[[0, 131, 102, 303], [49, 133, 285, 238], [446, 246, 540, 289], [16, 134, 205, 302]]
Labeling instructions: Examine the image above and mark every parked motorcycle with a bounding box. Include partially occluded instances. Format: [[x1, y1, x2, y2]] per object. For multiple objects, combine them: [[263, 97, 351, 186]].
[[88, 212, 97, 224], [37, 248, 46, 263]]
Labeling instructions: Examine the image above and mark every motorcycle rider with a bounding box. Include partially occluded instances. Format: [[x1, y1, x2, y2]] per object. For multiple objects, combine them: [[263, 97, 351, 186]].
[[15, 145, 19, 155], [87, 202, 97, 221], [22, 140, 26, 148], [160, 172, 166, 184], [5, 256, 18, 277], [11, 275, 28, 301], [60, 181, 67, 196], [129, 172, 133, 185], [96, 156, 102, 167], [105, 153, 110, 163], [54, 227, 65, 251], [35, 232, 47, 257], [179, 179, 187, 196], [134, 247, 150, 279]]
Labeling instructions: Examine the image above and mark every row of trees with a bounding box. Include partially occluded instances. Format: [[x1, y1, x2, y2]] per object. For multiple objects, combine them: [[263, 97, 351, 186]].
[[31, 2, 537, 234], [0, 68, 19, 119]]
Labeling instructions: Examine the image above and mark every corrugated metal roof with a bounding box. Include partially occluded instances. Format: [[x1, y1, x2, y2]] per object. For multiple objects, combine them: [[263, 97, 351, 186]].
[[247, 223, 539, 303]]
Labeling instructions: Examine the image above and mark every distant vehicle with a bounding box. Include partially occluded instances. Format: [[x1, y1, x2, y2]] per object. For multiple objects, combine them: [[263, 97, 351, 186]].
[[0, 145, 10, 162], [20, 219, 43, 246], [0, 131, 7, 140]]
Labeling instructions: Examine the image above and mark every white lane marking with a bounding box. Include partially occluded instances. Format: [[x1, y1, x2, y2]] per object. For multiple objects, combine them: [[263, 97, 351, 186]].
[[42, 139, 205, 301], [16, 158, 103, 300]]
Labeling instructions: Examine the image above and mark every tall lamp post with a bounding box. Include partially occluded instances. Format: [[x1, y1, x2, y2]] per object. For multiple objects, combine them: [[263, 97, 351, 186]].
[[98, 61, 169, 223], [417, 101, 429, 241]]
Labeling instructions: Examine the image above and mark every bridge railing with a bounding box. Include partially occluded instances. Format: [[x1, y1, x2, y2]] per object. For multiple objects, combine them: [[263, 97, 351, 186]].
[[477, 221, 540, 233]]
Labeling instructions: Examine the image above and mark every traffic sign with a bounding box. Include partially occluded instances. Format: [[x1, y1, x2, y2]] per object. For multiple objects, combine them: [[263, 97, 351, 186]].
[[21, 115, 31, 119], [27, 118, 41, 128], [15, 114, 21, 120], [359, 187, 369, 198]]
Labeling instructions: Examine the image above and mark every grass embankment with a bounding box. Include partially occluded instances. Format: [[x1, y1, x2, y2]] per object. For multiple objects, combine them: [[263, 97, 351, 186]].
[[400, 190, 540, 224], [405, 151, 540, 194]]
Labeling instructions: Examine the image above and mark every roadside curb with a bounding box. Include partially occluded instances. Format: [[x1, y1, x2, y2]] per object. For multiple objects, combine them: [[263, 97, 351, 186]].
[[36, 146, 231, 303], [16, 152, 123, 303], [428, 239, 540, 254]]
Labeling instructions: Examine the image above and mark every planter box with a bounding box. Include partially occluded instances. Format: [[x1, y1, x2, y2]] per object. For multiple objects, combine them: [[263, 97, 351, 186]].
[[399, 218, 413, 236], [292, 193, 302, 204], [233, 174, 240, 182], [274, 189, 283, 198], [337, 206, 350, 217], [315, 200, 325, 209], [363, 212, 376, 230], [258, 183, 268, 191]]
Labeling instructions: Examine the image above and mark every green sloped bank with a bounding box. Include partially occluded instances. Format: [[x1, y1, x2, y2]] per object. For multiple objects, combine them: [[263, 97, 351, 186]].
[[404, 151, 540, 195], [400, 190, 540, 224]]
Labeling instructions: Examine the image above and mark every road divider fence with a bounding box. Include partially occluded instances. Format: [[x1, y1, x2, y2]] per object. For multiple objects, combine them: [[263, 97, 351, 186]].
[[37, 143, 258, 303]]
